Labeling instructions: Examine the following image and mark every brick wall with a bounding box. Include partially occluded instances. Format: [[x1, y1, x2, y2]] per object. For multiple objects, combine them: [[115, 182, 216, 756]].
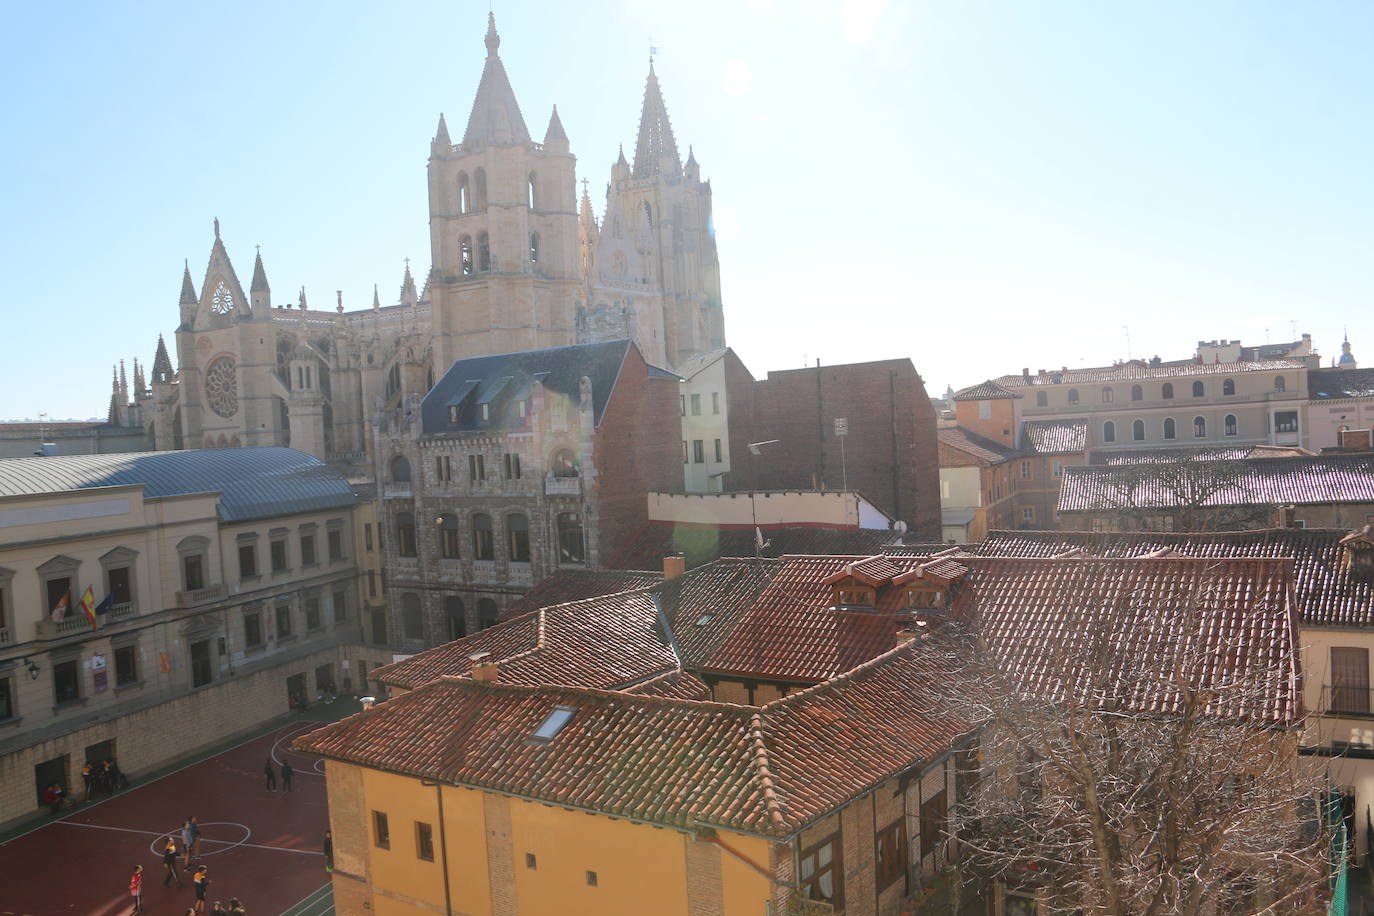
[[684, 837, 726, 916]]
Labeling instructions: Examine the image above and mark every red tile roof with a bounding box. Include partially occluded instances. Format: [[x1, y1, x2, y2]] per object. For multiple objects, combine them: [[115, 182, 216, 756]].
[[373, 590, 676, 691], [1088, 445, 1311, 466], [952, 380, 1021, 400], [994, 359, 1304, 387], [606, 522, 903, 570], [950, 557, 1301, 724], [295, 640, 969, 838], [500, 568, 663, 620], [623, 669, 710, 700], [1020, 418, 1087, 454], [938, 427, 1022, 465], [979, 528, 1374, 628], [1058, 454, 1374, 512]]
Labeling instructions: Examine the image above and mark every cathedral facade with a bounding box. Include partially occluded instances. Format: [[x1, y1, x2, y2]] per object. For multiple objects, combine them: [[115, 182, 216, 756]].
[[127, 14, 725, 477]]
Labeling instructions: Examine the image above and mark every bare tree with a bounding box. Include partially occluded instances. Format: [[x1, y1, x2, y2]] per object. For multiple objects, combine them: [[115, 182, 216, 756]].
[[928, 564, 1331, 915], [1075, 457, 1275, 532]]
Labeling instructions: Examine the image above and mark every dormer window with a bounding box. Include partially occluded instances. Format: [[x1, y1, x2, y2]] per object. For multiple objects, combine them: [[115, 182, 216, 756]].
[[448, 405, 460, 424], [833, 586, 876, 607], [907, 587, 945, 610], [481, 403, 491, 422]]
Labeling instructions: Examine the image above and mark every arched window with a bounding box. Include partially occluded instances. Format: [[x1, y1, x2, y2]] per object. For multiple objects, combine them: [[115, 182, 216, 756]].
[[551, 448, 577, 478], [477, 598, 500, 630], [529, 232, 539, 266], [1035, 391, 1047, 407], [457, 172, 470, 214], [1067, 389, 1080, 405], [1222, 378, 1236, 396], [1130, 385, 1143, 402], [1274, 375, 1286, 392], [389, 455, 411, 483], [444, 596, 466, 641], [1132, 419, 1145, 441], [1224, 414, 1238, 437], [1162, 383, 1174, 400], [474, 168, 487, 209], [1101, 387, 1114, 403], [507, 514, 530, 562], [642, 201, 652, 227], [401, 593, 423, 640], [557, 513, 584, 564], [1163, 417, 1176, 440], [1192, 381, 1204, 398], [439, 514, 460, 559], [460, 236, 474, 276], [527, 173, 537, 210], [478, 232, 490, 272], [1193, 416, 1206, 438], [396, 512, 417, 557], [471, 513, 494, 561], [1102, 421, 1116, 443], [386, 363, 402, 399]]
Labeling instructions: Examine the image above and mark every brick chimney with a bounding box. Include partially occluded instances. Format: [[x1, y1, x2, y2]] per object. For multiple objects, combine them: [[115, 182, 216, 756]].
[[1277, 505, 1298, 528], [469, 651, 498, 682], [663, 554, 686, 581]]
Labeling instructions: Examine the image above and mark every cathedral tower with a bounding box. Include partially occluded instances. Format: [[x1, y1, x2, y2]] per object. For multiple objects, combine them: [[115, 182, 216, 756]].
[[427, 14, 580, 372]]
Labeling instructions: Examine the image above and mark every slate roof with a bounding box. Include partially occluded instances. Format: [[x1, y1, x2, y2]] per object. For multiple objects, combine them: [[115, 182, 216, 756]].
[[950, 557, 1301, 724], [993, 359, 1304, 387], [421, 339, 661, 434], [500, 568, 663, 620], [0, 447, 356, 523], [462, 14, 531, 146], [373, 590, 677, 691], [607, 521, 902, 570], [1309, 368, 1374, 400], [296, 640, 969, 839], [979, 528, 1374, 628], [952, 380, 1020, 400], [939, 427, 1022, 464], [1058, 454, 1374, 512], [1019, 419, 1087, 454]]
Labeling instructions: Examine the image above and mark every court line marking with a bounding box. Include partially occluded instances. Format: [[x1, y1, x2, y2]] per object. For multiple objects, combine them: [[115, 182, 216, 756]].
[[144, 821, 252, 858], [270, 722, 327, 779], [57, 820, 320, 856], [280, 883, 334, 916], [2, 720, 317, 845]]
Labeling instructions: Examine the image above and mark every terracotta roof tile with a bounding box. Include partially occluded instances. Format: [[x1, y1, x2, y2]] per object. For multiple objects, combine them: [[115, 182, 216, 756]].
[[607, 522, 901, 570], [994, 359, 1304, 387], [938, 427, 1022, 464], [623, 669, 711, 700], [952, 380, 1021, 400], [1309, 368, 1374, 400], [1020, 419, 1087, 454], [500, 568, 663, 620]]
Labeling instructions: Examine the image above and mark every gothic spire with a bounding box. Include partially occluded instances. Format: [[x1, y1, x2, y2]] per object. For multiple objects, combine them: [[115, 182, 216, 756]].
[[133, 359, 145, 396], [250, 249, 270, 293], [179, 260, 198, 305], [118, 360, 128, 404], [399, 261, 418, 306], [632, 60, 681, 178], [544, 105, 567, 143], [372, 284, 381, 309], [462, 13, 531, 147], [152, 334, 174, 384], [435, 112, 451, 146]]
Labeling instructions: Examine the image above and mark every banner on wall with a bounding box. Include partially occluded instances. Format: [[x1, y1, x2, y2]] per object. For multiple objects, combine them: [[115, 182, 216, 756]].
[[159, 652, 170, 674], [91, 653, 108, 693]]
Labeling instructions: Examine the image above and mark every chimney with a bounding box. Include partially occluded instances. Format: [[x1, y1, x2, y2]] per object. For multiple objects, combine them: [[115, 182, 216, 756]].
[[1038, 369, 1047, 377], [1277, 505, 1297, 529], [468, 651, 498, 682], [663, 554, 686, 581], [1022, 368, 1030, 377]]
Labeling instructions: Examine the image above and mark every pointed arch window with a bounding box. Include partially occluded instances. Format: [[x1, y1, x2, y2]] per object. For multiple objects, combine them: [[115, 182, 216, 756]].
[[474, 168, 487, 210], [478, 232, 490, 272], [1102, 421, 1116, 443], [1193, 416, 1207, 438], [460, 236, 474, 276], [1130, 385, 1143, 402], [642, 201, 653, 228], [1224, 414, 1238, 437], [457, 172, 470, 214], [527, 173, 537, 210], [1222, 378, 1236, 396], [529, 232, 540, 266], [1163, 417, 1176, 440], [1132, 419, 1145, 441], [1162, 383, 1174, 400]]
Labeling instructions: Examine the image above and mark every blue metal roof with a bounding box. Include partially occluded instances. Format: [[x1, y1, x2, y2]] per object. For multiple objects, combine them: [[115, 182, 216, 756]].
[[0, 447, 357, 523]]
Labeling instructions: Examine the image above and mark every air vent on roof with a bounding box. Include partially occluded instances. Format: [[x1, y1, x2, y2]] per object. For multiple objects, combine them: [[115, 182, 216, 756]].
[[529, 705, 576, 743]]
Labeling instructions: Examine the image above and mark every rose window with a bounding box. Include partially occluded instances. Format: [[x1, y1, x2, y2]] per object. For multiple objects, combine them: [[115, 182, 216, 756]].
[[211, 281, 234, 315], [204, 356, 239, 418]]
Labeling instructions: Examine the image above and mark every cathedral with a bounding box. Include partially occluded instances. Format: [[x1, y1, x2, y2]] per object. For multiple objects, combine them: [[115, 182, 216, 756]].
[[118, 14, 725, 476]]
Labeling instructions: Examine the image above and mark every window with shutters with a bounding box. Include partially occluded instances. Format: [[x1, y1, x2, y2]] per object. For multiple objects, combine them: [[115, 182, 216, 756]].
[[875, 819, 908, 891], [1331, 647, 1370, 714]]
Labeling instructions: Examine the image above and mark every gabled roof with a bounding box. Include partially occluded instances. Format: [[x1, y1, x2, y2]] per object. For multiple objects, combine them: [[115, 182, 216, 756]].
[[979, 528, 1374, 628], [421, 339, 653, 434], [296, 640, 969, 839], [0, 447, 356, 523], [993, 359, 1304, 387], [1309, 367, 1374, 400], [938, 427, 1022, 464], [674, 347, 730, 380], [660, 559, 783, 670], [950, 556, 1301, 724], [1019, 418, 1087, 454], [462, 13, 531, 147], [500, 568, 664, 620], [1089, 445, 1312, 466], [1058, 454, 1374, 512], [372, 589, 676, 691], [952, 380, 1020, 400]]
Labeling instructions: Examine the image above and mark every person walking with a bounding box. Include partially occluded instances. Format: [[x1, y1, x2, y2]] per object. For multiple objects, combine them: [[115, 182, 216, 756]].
[[161, 837, 183, 887], [188, 816, 202, 859], [323, 830, 333, 872], [192, 865, 210, 913], [263, 757, 276, 792], [280, 760, 293, 793], [180, 819, 195, 872], [128, 864, 144, 914]]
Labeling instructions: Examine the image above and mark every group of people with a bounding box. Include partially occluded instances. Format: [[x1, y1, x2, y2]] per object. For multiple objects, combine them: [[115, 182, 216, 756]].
[[82, 757, 129, 799], [128, 816, 248, 914], [263, 756, 294, 792]]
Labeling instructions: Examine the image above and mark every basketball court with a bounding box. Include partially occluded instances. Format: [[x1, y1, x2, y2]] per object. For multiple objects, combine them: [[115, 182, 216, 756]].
[[0, 720, 336, 915]]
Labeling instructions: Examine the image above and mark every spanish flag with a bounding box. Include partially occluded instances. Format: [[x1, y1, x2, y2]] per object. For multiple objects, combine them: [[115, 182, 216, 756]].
[[79, 586, 99, 631]]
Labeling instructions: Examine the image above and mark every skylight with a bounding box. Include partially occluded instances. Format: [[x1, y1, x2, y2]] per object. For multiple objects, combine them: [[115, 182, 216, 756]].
[[531, 705, 576, 742], [695, 613, 712, 627]]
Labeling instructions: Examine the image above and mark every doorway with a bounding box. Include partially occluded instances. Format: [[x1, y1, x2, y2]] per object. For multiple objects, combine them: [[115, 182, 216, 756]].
[[286, 672, 306, 710], [34, 755, 68, 806]]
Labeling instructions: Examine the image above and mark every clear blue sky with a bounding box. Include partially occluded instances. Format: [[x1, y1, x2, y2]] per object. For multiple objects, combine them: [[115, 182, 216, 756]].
[[2, 0, 1370, 419]]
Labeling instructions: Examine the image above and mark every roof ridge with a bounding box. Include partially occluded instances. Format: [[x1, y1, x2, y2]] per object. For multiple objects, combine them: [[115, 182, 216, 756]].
[[763, 638, 920, 710], [430, 671, 757, 712], [746, 712, 788, 829]]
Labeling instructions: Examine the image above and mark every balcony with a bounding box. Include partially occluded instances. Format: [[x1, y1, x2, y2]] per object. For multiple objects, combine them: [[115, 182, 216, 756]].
[[108, 601, 136, 622], [1321, 685, 1374, 718], [176, 584, 228, 608], [545, 476, 581, 497], [33, 613, 95, 640]]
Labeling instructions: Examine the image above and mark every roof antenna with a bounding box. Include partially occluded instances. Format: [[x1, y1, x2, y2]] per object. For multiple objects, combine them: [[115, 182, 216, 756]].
[[1123, 325, 1131, 361]]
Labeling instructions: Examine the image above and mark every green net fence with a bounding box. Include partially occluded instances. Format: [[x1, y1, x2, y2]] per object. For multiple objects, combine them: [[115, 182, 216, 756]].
[[1327, 789, 1349, 916]]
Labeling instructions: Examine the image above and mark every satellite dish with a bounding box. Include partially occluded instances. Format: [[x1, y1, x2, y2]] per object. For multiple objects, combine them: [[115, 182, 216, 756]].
[[893, 521, 908, 534]]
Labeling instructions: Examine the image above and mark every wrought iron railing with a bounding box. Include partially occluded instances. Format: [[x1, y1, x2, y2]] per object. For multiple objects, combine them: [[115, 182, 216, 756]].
[[1321, 685, 1374, 717]]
